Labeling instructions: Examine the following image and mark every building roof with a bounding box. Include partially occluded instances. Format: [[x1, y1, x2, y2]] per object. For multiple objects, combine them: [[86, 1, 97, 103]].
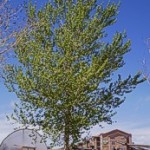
[[100, 129, 132, 137], [92, 129, 132, 138]]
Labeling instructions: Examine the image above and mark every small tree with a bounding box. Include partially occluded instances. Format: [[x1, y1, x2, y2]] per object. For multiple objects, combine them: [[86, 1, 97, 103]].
[[4, 1, 144, 149]]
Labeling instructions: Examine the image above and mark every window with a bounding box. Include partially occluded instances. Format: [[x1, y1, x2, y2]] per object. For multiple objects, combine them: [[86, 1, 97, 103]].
[[112, 147, 116, 150], [22, 147, 35, 150], [97, 137, 100, 141], [103, 139, 108, 145], [112, 141, 115, 145]]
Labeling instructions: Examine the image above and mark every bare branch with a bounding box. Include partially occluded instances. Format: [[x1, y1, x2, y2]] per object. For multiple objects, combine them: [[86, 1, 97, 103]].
[[0, 0, 22, 58]]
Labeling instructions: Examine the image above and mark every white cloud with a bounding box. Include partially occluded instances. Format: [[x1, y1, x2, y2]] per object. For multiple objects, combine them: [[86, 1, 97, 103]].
[[0, 99, 20, 144], [0, 114, 16, 144], [131, 127, 150, 144]]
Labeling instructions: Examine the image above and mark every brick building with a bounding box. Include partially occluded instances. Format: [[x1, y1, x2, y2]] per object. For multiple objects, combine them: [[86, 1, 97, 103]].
[[77, 129, 133, 150]]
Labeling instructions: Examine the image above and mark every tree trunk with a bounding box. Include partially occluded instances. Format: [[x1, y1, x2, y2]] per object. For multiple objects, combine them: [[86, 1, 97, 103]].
[[64, 131, 70, 150], [64, 111, 70, 150]]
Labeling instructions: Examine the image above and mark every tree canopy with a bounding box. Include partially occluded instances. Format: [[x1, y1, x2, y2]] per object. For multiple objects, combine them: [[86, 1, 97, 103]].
[[4, 0, 144, 149]]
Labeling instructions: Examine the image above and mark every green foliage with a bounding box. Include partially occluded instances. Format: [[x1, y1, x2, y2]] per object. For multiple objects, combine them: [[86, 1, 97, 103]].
[[4, 0, 144, 149]]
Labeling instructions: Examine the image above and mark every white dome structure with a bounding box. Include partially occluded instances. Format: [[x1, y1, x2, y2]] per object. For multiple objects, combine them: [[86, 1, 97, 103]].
[[0, 129, 47, 150]]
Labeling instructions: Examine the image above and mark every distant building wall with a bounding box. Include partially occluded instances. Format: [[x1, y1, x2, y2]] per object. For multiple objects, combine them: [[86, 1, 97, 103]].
[[76, 129, 132, 150]]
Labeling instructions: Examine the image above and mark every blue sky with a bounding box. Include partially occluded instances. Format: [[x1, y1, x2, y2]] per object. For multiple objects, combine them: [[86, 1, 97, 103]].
[[0, 0, 150, 145]]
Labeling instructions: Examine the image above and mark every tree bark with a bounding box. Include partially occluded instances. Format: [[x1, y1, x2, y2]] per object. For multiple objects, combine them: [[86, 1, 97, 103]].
[[64, 110, 71, 150], [64, 130, 70, 150]]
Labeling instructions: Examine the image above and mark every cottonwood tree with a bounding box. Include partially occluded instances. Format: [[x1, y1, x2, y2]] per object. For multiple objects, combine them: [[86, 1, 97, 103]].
[[4, 0, 145, 149]]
